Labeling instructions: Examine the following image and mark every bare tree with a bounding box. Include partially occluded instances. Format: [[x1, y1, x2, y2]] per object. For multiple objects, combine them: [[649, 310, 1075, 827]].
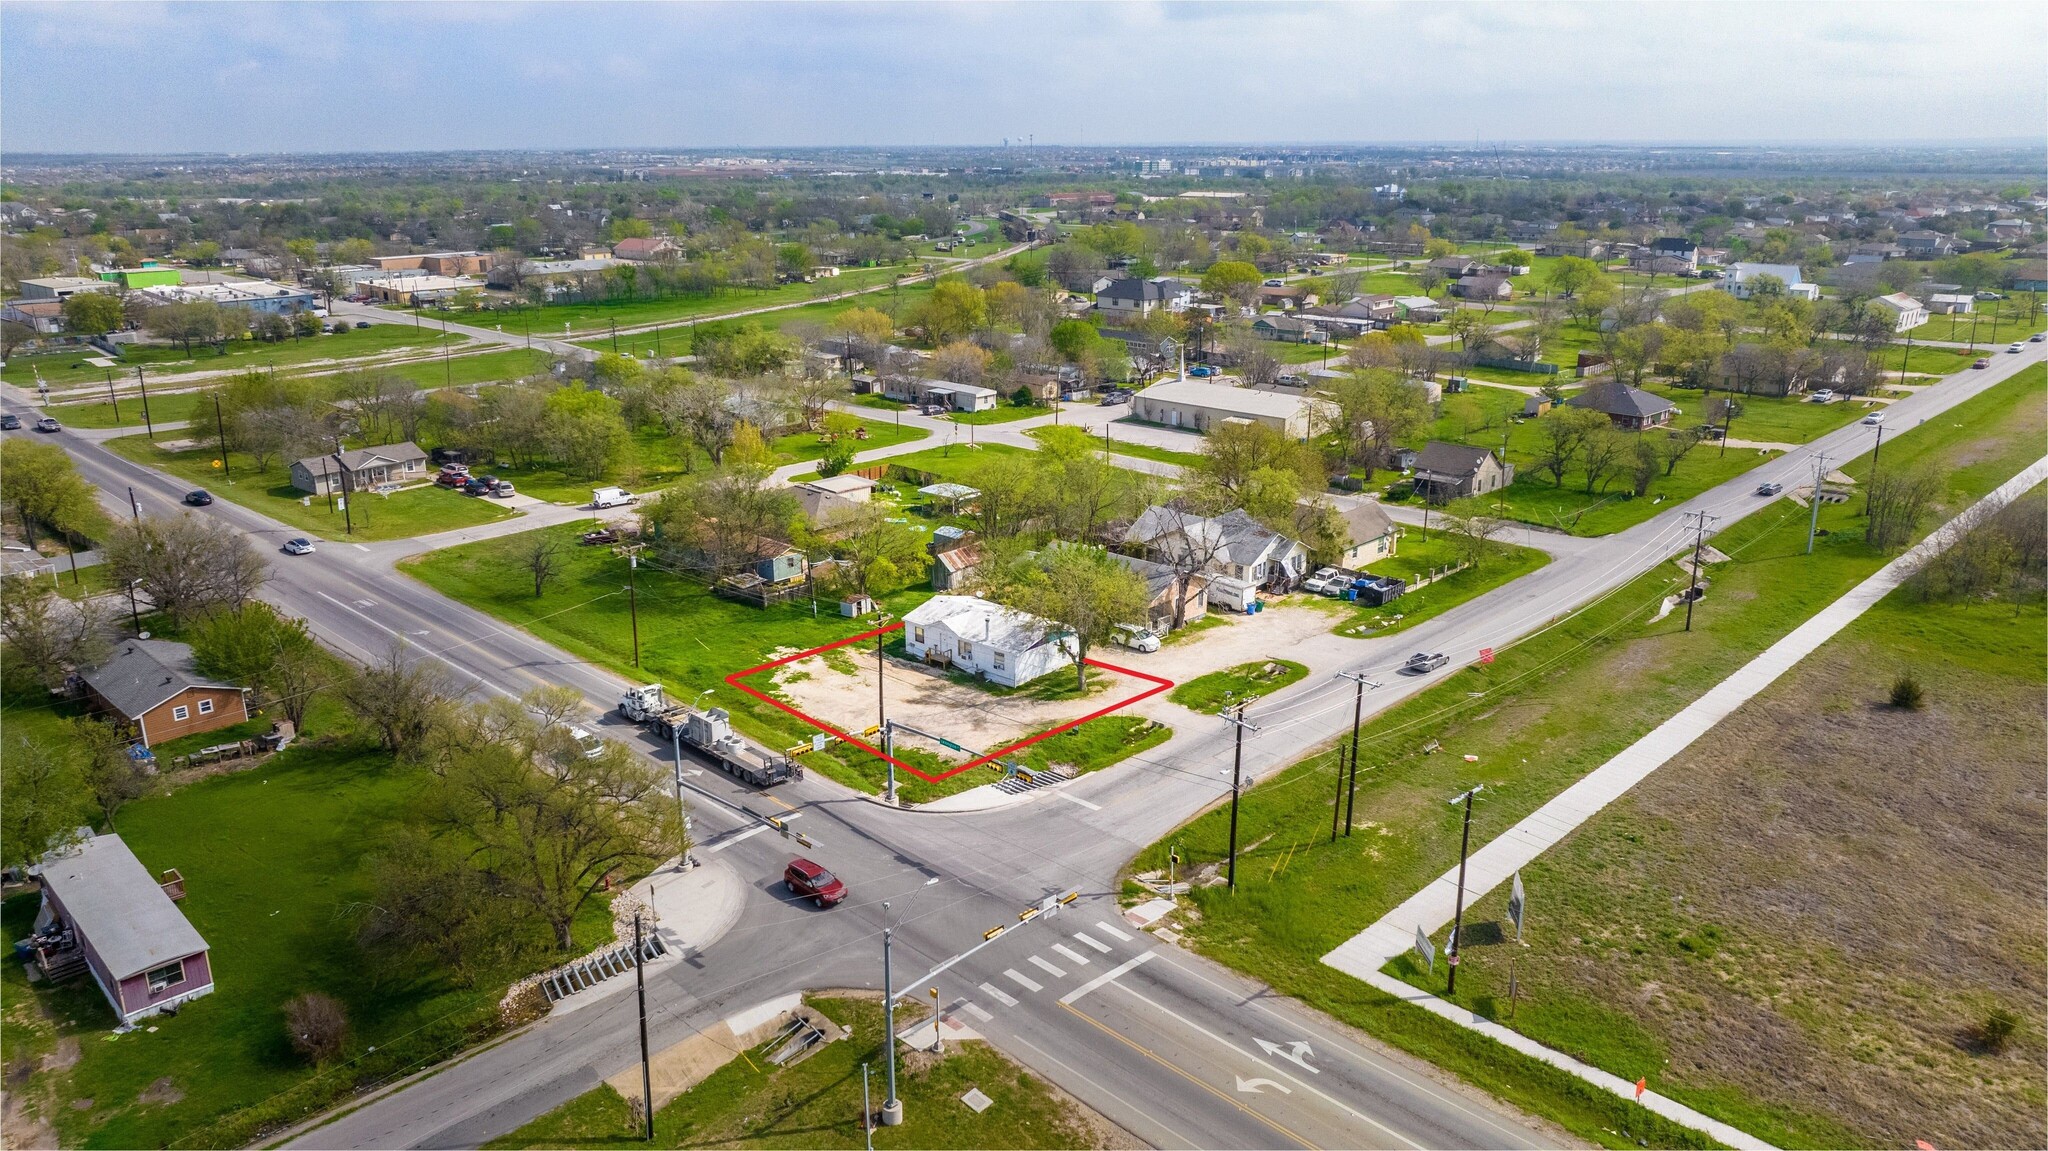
[[103, 513, 269, 627], [1865, 465, 1941, 551], [285, 993, 351, 1065], [0, 574, 113, 689], [76, 716, 153, 828], [1580, 426, 1628, 493], [339, 642, 466, 760]]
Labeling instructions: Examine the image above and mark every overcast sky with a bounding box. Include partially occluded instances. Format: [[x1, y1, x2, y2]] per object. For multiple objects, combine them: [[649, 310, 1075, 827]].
[[4, 1, 2043, 154]]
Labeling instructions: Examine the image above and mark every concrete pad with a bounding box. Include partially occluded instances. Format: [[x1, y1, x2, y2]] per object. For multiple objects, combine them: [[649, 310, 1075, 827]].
[[1123, 898, 1175, 927], [635, 856, 745, 961]]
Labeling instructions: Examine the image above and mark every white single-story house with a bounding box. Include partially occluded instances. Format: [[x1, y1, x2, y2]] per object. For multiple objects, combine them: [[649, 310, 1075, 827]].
[[793, 473, 877, 524], [1131, 379, 1336, 439], [1927, 293, 1974, 315], [1718, 263, 1821, 301], [1869, 292, 1928, 332], [901, 595, 1072, 688], [919, 381, 1000, 412], [1337, 502, 1400, 568]]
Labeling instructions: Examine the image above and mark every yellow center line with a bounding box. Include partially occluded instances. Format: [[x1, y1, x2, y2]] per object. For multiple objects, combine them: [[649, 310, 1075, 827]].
[[1059, 1001, 1319, 1151]]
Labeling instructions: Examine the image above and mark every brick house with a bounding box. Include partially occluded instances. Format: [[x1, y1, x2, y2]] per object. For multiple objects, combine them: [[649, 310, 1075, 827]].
[[79, 640, 250, 748]]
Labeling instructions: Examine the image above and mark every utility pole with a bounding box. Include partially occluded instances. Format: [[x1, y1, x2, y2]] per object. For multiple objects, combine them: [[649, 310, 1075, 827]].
[[335, 448, 355, 535], [212, 394, 232, 481], [635, 913, 655, 1142], [1864, 423, 1886, 515], [1446, 784, 1483, 994], [611, 319, 620, 354], [135, 366, 154, 440], [1897, 333, 1912, 387], [1336, 672, 1379, 837], [1804, 452, 1830, 555], [103, 370, 120, 422], [1682, 511, 1716, 632], [627, 553, 641, 667], [880, 902, 904, 1126], [1221, 704, 1260, 890]]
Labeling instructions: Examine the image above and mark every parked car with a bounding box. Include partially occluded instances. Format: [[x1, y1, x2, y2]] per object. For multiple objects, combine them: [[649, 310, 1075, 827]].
[[183, 489, 213, 506], [1275, 373, 1307, 387], [581, 528, 620, 546], [1973, 357, 1992, 369], [1111, 623, 1161, 653], [33, 416, 60, 432], [1861, 412, 1884, 426], [591, 486, 636, 509], [354, 321, 372, 329], [1405, 651, 1450, 673], [2007, 342, 2024, 354], [1100, 388, 1133, 405], [1808, 389, 1834, 403], [2031, 333, 2045, 343], [489, 480, 516, 497], [1188, 365, 1216, 377], [1263, 278, 1287, 287], [0, 414, 20, 430], [1978, 291, 2006, 301], [1301, 567, 1340, 595], [783, 858, 846, 908], [281, 538, 316, 556]]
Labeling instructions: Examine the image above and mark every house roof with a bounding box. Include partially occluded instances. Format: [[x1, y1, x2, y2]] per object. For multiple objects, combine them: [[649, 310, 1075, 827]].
[[1340, 501, 1397, 546], [1393, 296, 1441, 310], [918, 482, 981, 501], [1136, 379, 1333, 423], [1650, 237, 1698, 254], [1253, 314, 1313, 332], [612, 237, 672, 257], [1565, 380, 1678, 420], [903, 595, 1055, 654], [1108, 551, 1189, 597], [1728, 262, 1806, 286], [1125, 505, 1299, 567], [81, 640, 242, 721], [1427, 256, 1477, 272], [799, 474, 876, 496], [1412, 441, 1500, 480], [36, 834, 208, 981], [1099, 277, 1188, 303], [292, 441, 426, 475], [920, 380, 1000, 399], [1872, 292, 1923, 312], [1456, 275, 1509, 293]]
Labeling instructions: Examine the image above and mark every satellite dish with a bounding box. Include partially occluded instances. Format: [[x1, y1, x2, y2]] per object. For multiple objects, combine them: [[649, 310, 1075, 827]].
[[1159, 337, 1178, 357]]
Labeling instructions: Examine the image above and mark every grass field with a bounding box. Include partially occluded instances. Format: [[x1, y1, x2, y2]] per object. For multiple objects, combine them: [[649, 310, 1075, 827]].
[[102, 434, 519, 542], [1167, 659, 1308, 713], [428, 266, 909, 334], [1396, 585, 2046, 1150], [0, 716, 618, 1150], [1030, 423, 1205, 470], [948, 403, 1048, 426], [1636, 383, 1869, 444], [572, 283, 943, 358], [874, 442, 1038, 486], [1326, 531, 1552, 639], [485, 997, 1116, 1149], [1119, 365, 2046, 1149], [4, 326, 464, 390]]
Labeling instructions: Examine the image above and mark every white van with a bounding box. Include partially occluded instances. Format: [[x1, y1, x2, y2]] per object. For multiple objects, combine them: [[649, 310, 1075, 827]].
[[592, 487, 637, 508]]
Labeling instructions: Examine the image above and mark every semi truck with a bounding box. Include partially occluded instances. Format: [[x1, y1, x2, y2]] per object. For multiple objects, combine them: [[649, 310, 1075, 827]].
[[618, 684, 802, 787]]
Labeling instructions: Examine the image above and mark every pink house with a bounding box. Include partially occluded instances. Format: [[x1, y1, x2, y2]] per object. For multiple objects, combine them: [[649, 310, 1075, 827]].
[[31, 834, 213, 1025]]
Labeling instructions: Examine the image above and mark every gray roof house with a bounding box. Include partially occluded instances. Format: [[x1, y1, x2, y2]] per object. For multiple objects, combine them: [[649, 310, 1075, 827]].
[[31, 833, 214, 1025], [79, 640, 251, 747], [1565, 380, 1678, 430], [1124, 506, 1310, 611], [289, 441, 429, 495], [1411, 442, 1514, 502]]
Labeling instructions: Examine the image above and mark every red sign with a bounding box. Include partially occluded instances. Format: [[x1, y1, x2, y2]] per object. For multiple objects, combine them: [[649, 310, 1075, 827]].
[[1634, 1077, 1647, 1101], [1478, 648, 1495, 664]]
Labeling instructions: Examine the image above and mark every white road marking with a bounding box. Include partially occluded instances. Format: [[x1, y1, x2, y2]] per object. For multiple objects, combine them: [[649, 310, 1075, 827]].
[[1073, 932, 1112, 953], [353, 598, 376, 607], [1094, 920, 1131, 942], [353, 544, 370, 553], [1057, 950, 1155, 1005], [1051, 943, 1090, 966], [1003, 969, 1042, 993], [1028, 955, 1066, 978], [708, 825, 769, 852], [1056, 790, 1102, 811], [961, 1001, 993, 1022], [979, 982, 1018, 1007]]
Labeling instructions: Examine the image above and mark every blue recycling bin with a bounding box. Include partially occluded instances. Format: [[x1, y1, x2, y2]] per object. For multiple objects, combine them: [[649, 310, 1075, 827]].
[[1344, 588, 1358, 601]]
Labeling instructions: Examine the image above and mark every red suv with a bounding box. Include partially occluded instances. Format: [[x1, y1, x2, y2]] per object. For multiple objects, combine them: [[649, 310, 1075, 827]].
[[783, 858, 846, 907]]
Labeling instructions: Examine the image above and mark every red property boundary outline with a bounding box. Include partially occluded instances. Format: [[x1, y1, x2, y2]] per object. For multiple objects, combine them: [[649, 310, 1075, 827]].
[[725, 622, 1175, 783]]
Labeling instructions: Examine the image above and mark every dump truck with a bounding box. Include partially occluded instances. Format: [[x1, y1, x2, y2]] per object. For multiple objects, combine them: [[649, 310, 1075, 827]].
[[618, 684, 802, 787]]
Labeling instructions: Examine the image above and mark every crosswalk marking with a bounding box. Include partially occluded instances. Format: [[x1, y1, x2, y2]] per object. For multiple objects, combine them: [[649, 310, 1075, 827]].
[[1028, 955, 1067, 978], [979, 981, 1018, 1006], [1059, 950, 1157, 1005], [961, 1001, 993, 1022], [1095, 920, 1132, 941], [1052, 943, 1090, 966], [1003, 969, 1043, 993], [1073, 932, 1112, 953]]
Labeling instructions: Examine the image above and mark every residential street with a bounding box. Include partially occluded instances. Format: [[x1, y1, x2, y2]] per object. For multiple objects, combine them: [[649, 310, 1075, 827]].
[[9, 341, 2040, 1150]]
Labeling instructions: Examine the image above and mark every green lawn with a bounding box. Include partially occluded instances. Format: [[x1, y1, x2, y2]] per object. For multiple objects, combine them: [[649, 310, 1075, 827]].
[[948, 403, 1048, 426], [1167, 659, 1308, 713], [485, 997, 1111, 1150], [573, 283, 943, 359], [770, 421, 927, 463], [1120, 366, 2046, 1150], [4, 327, 465, 390], [1033, 424, 1205, 470], [0, 729, 618, 1151], [102, 434, 519, 542], [875, 442, 1039, 487], [434, 265, 908, 334], [1327, 531, 1552, 639], [1637, 383, 1868, 444], [1919, 301, 2046, 344], [373, 347, 559, 391], [1842, 341, 1978, 377]]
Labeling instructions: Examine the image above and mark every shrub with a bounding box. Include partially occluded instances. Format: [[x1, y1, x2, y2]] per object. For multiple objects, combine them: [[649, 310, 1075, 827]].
[[1889, 672, 1924, 710], [285, 992, 350, 1064], [1978, 1006, 2018, 1053]]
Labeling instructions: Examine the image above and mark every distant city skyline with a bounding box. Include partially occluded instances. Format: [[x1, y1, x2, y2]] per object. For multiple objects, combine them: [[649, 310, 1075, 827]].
[[4, 1, 2043, 155]]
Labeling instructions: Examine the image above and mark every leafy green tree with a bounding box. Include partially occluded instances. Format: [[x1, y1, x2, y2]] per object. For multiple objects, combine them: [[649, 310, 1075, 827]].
[[1200, 260, 1262, 307], [826, 504, 926, 595], [1, 439, 110, 549], [190, 601, 327, 730], [60, 290, 124, 336], [0, 735, 87, 868], [0, 573, 113, 690], [1546, 256, 1602, 298], [1005, 543, 1151, 692], [914, 278, 987, 345], [76, 716, 151, 829], [541, 386, 630, 479]]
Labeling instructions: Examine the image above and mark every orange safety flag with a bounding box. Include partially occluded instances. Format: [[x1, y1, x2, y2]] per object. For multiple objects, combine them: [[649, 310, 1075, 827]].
[[1634, 1077, 1647, 1101]]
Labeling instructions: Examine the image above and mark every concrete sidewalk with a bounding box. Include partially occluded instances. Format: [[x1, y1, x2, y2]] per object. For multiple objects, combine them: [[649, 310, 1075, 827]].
[[1321, 453, 2048, 1150]]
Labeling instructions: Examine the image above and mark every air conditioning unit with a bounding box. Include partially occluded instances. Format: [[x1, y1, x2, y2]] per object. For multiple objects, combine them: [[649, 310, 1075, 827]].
[[149, 981, 170, 994]]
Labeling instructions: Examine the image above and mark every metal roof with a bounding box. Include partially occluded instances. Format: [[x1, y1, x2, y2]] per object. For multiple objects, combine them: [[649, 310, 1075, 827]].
[[37, 834, 208, 980]]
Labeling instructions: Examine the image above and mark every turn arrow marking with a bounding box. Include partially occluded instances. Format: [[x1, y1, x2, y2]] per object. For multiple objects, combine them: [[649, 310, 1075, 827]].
[[1255, 1038, 1318, 1073], [1234, 1075, 1292, 1095]]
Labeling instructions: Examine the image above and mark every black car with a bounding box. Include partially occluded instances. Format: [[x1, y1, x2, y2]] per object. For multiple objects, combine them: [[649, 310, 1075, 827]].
[[354, 321, 372, 330], [184, 490, 214, 506], [0, 414, 19, 430]]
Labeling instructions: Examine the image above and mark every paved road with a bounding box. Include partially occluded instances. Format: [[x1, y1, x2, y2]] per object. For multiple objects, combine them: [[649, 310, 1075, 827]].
[[12, 342, 2040, 1149]]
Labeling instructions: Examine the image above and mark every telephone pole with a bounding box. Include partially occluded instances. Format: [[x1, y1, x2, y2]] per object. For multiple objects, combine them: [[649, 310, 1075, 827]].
[[634, 913, 654, 1141], [626, 552, 641, 667], [135, 366, 155, 440], [212, 394, 232, 481], [1446, 784, 1484, 994], [1682, 511, 1717, 632], [1805, 453, 1831, 555], [880, 902, 904, 1126], [1221, 704, 1260, 890], [1334, 672, 1380, 839]]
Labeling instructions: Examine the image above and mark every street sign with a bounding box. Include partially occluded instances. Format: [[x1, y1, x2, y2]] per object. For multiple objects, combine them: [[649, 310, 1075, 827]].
[[1479, 647, 1495, 664], [1414, 926, 1435, 971], [1507, 872, 1526, 940]]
